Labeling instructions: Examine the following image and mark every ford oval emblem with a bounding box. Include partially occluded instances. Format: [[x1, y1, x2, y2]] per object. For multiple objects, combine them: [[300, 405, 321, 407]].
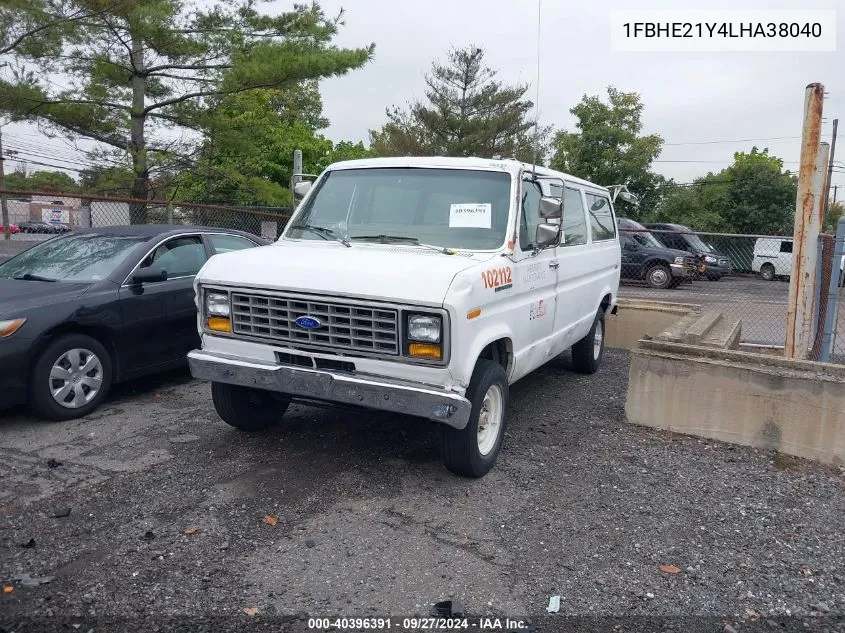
[[295, 316, 321, 330]]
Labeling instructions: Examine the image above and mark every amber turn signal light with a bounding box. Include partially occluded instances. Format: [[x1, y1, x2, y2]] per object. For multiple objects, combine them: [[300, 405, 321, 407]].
[[408, 342, 442, 360], [207, 316, 232, 333]]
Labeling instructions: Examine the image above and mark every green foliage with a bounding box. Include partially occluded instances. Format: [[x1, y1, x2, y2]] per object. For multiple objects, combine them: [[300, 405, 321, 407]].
[[0, 0, 374, 216], [825, 200, 844, 233], [5, 167, 79, 192], [79, 165, 135, 196], [654, 147, 797, 234], [369, 46, 548, 162], [550, 86, 664, 218]]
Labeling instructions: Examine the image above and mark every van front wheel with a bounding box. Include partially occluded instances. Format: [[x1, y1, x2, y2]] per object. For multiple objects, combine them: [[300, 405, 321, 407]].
[[211, 382, 290, 432], [440, 359, 509, 478]]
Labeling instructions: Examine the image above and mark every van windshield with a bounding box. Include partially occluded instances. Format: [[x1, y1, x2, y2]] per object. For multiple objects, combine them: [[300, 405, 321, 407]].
[[287, 168, 512, 251]]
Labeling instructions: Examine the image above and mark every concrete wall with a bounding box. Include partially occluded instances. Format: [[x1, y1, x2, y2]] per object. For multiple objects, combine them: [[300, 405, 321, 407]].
[[626, 341, 845, 464], [605, 299, 697, 350]]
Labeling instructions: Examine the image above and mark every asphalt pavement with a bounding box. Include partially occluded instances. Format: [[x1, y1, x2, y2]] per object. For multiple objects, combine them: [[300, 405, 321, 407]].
[[1, 350, 844, 631]]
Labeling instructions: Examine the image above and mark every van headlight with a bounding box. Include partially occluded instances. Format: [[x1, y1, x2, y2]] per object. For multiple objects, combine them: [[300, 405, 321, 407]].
[[206, 291, 230, 317], [205, 291, 232, 333], [408, 314, 441, 342]]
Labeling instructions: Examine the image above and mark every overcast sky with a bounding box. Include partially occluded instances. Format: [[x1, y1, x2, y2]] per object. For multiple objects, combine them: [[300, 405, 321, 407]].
[[4, 0, 843, 195], [283, 0, 843, 192]]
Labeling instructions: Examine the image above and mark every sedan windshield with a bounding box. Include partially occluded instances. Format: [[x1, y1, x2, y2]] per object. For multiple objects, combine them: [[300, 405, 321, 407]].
[[287, 168, 513, 251], [0, 233, 149, 282]]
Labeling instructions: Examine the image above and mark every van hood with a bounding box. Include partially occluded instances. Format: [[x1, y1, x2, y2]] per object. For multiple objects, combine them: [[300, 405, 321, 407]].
[[196, 241, 496, 306]]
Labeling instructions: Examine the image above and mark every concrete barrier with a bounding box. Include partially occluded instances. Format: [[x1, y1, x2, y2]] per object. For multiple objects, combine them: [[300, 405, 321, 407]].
[[606, 298, 698, 350], [626, 340, 845, 465]]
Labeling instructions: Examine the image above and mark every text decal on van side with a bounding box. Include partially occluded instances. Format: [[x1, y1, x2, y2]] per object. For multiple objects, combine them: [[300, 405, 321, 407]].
[[482, 266, 512, 292], [450, 203, 492, 229]]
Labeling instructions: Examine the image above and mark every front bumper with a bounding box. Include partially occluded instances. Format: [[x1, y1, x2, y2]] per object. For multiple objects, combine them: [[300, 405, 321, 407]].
[[704, 262, 732, 277], [188, 349, 472, 429], [669, 262, 695, 278]]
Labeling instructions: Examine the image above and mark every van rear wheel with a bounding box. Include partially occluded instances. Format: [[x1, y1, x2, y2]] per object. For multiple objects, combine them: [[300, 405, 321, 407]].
[[572, 308, 605, 374], [761, 263, 776, 281]]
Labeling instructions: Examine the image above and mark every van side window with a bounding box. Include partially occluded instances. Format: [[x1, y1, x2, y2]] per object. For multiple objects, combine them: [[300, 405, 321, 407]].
[[518, 180, 545, 251], [561, 188, 588, 246], [780, 241, 793, 253], [585, 192, 615, 241]]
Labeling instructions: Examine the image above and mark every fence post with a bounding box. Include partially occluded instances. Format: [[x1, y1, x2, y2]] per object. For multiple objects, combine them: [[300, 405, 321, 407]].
[[785, 82, 826, 359], [820, 218, 845, 362]]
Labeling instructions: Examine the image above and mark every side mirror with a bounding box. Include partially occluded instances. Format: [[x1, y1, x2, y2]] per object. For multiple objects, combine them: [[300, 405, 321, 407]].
[[539, 196, 563, 220], [132, 267, 168, 284], [293, 180, 312, 199], [535, 223, 559, 247]]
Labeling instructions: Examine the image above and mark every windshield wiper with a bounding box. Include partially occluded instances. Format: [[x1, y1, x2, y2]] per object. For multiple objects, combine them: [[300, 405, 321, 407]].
[[349, 235, 455, 255], [13, 273, 57, 282], [289, 224, 350, 247]]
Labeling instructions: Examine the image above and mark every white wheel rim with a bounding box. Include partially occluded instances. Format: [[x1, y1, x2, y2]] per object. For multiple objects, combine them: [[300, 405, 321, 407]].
[[50, 348, 103, 409], [477, 384, 504, 456], [650, 269, 668, 285], [593, 318, 604, 360]]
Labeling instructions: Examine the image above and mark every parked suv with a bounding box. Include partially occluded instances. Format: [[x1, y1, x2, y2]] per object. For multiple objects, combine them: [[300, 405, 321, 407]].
[[644, 222, 732, 281], [618, 218, 696, 289]]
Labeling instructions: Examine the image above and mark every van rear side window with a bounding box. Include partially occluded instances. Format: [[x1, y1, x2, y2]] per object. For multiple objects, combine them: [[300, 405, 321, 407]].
[[585, 192, 615, 241], [780, 241, 793, 253]]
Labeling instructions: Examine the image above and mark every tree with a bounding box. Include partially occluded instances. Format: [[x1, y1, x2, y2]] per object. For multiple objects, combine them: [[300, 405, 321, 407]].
[[369, 46, 547, 162], [654, 148, 797, 234], [825, 200, 844, 233], [0, 0, 373, 221], [550, 86, 664, 218], [4, 167, 79, 192]]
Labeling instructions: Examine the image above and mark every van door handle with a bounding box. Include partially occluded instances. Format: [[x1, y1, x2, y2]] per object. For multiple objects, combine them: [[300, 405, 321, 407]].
[[549, 261, 560, 269]]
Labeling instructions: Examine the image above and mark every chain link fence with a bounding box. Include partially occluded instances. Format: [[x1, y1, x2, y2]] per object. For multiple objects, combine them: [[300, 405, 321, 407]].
[[0, 189, 292, 242], [618, 224, 845, 359]]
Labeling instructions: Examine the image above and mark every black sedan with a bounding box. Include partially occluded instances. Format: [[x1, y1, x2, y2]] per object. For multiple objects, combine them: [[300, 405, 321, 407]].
[[0, 225, 270, 420]]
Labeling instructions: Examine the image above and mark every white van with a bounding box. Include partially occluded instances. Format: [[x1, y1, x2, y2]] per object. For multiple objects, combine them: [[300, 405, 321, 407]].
[[187, 157, 621, 477], [753, 237, 844, 281], [752, 237, 794, 281]]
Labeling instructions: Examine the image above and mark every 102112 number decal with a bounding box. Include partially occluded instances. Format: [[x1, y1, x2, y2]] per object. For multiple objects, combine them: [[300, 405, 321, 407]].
[[481, 266, 513, 292]]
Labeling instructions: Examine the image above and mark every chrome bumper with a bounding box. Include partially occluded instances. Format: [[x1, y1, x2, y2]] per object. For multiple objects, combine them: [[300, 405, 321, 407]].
[[188, 350, 472, 429]]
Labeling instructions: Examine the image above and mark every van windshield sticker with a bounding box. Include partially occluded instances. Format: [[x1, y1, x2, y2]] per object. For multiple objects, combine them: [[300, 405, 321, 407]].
[[449, 203, 492, 229]]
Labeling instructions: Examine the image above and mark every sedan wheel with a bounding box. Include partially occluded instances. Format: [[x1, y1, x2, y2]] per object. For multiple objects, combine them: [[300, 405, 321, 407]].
[[29, 333, 113, 421], [50, 348, 104, 409]]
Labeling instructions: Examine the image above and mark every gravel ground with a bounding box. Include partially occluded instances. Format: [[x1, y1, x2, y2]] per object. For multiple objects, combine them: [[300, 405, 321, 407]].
[[1, 349, 844, 633]]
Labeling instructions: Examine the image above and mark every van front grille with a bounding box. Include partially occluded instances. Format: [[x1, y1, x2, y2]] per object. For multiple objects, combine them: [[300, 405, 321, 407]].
[[230, 292, 400, 356]]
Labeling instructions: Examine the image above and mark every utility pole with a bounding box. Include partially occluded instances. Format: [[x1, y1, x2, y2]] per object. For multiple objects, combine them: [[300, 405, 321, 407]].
[[825, 118, 838, 219], [785, 83, 825, 360], [0, 124, 10, 241]]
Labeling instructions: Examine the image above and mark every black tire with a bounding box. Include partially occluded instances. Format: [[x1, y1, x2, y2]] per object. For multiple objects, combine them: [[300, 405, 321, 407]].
[[440, 359, 509, 478], [29, 333, 113, 421], [211, 382, 290, 432], [645, 263, 673, 289], [571, 308, 605, 374], [761, 263, 776, 281]]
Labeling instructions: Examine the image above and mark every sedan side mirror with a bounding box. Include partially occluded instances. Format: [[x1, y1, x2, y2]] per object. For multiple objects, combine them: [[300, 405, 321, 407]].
[[539, 196, 563, 220], [535, 223, 560, 248], [132, 267, 168, 284]]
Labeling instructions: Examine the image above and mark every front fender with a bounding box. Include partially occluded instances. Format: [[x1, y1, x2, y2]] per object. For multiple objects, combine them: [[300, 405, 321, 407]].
[[453, 323, 514, 389]]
